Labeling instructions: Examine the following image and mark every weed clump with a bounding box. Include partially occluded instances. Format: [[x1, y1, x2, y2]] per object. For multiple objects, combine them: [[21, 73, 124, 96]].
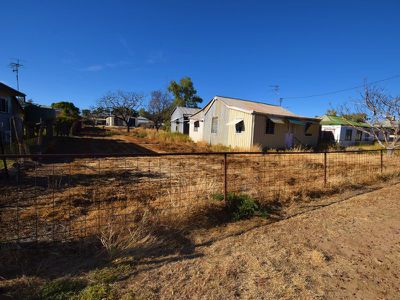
[[40, 278, 87, 300], [212, 192, 265, 221]]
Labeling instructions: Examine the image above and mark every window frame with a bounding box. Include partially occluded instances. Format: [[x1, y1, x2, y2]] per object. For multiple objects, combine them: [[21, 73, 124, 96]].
[[211, 117, 218, 134], [193, 120, 200, 132], [0, 98, 8, 113], [355, 130, 362, 141], [304, 122, 312, 136], [345, 128, 353, 141], [235, 120, 245, 134], [265, 118, 275, 135]]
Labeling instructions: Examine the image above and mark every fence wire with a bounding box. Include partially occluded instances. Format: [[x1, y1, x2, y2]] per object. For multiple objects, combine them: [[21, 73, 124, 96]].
[[1, 150, 399, 246]]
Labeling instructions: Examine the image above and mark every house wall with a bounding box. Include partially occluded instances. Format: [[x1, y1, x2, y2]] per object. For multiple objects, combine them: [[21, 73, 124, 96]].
[[321, 125, 374, 146], [253, 114, 287, 149], [171, 109, 184, 133], [292, 122, 320, 147], [203, 100, 253, 149], [189, 119, 204, 142], [0, 95, 14, 143], [253, 115, 319, 149]]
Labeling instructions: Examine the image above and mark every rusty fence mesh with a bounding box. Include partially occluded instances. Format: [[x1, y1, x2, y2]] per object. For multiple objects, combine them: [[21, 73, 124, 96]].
[[1, 150, 400, 246]]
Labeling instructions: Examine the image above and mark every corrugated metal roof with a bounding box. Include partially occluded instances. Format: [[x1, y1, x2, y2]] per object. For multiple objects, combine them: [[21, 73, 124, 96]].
[[320, 115, 370, 127], [175, 106, 201, 115], [0, 82, 25, 97], [215, 96, 319, 120]]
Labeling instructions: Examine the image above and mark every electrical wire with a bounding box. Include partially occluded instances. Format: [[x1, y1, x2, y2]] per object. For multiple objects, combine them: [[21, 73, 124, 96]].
[[283, 74, 400, 100]]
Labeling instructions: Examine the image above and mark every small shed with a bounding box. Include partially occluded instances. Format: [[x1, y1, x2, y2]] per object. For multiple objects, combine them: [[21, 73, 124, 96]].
[[170, 106, 201, 134]]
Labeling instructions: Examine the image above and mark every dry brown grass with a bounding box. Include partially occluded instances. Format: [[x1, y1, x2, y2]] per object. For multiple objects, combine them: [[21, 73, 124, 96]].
[[1, 150, 400, 299]]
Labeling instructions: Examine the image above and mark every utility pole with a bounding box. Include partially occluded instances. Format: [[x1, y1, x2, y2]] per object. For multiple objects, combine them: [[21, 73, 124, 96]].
[[9, 59, 23, 91]]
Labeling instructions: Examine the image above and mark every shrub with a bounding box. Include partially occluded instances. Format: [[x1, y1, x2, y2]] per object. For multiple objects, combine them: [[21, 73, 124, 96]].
[[40, 278, 87, 300], [212, 192, 265, 221], [77, 283, 113, 300], [88, 265, 130, 284]]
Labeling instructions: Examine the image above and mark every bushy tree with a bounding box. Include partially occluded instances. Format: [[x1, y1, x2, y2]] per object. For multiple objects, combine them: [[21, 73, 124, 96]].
[[168, 77, 203, 108], [51, 101, 80, 136]]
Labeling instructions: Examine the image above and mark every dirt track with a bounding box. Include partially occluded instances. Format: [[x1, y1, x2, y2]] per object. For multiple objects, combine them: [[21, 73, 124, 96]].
[[122, 184, 400, 299]]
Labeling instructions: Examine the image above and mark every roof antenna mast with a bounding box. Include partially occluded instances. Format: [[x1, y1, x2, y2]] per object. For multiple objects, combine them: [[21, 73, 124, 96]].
[[9, 59, 24, 91], [270, 85, 283, 106]]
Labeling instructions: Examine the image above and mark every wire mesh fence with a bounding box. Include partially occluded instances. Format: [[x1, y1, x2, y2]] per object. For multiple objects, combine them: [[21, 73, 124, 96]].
[[1, 149, 400, 246]]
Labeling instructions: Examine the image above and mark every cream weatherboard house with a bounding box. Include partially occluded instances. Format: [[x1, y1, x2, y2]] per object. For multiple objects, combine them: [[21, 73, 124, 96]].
[[189, 96, 321, 150]]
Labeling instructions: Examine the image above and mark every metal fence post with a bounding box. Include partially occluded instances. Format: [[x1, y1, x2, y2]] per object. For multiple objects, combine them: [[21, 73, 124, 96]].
[[223, 153, 228, 203], [380, 149, 383, 173], [324, 152, 327, 186]]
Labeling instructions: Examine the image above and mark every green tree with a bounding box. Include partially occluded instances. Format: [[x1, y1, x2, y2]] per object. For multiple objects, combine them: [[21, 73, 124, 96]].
[[51, 101, 80, 136], [168, 77, 203, 108]]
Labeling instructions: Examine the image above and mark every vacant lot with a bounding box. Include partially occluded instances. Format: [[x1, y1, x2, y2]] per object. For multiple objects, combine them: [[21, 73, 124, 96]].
[[1, 183, 399, 299], [1, 129, 400, 299], [117, 183, 400, 299]]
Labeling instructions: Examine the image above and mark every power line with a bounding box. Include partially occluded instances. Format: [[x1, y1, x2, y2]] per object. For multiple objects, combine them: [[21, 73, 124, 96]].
[[283, 75, 400, 100]]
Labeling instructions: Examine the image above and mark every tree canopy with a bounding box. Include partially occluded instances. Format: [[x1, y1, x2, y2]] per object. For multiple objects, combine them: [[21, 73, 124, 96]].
[[97, 90, 143, 132], [146, 90, 173, 130], [51, 101, 81, 136], [168, 77, 203, 108]]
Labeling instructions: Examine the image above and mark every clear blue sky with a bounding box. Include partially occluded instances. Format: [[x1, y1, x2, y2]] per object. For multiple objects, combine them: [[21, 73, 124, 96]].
[[1, 0, 400, 117]]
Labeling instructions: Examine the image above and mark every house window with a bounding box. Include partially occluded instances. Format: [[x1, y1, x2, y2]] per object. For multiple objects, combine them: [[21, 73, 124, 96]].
[[0, 98, 8, 113], [211, 117, 218, 133], [345, 129, 353, 141], [364, 131, 370, 141], [266, 118, 275, 134], [304, 122, 312, 136], [194, 120, 200, 132], [355, 130, 362, 141], [235, 120, 245, 133]]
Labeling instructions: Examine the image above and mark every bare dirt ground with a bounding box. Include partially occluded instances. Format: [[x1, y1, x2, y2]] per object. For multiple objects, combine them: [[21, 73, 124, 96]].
[[116, 183, 400, 299]]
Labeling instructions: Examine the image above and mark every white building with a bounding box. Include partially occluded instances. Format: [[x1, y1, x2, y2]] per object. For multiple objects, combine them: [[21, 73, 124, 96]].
[[105, 116, 153, 128], [189, 110, 204, 142], [320, 115, 374, 146], [170, 106, 201, 134]]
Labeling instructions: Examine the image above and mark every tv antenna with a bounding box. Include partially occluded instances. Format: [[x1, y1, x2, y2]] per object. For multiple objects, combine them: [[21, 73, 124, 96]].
[[270, 85, 283, 106], [9, 59, 24, 90]]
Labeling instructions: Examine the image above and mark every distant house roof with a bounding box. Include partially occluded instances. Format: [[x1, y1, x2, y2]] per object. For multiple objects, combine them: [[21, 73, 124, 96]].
[[320, 115, 370, 128], [0, 82, 25, 97], [192, 96, 320, 121]]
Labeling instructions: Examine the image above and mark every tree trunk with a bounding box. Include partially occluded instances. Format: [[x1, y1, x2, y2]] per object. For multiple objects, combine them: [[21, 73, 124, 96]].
[[386, 148, 395, 156], [127, 125, 130, 132]]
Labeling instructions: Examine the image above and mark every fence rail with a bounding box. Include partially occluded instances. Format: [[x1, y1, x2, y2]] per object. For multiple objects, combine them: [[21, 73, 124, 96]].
[[1, 149, 400, 246]]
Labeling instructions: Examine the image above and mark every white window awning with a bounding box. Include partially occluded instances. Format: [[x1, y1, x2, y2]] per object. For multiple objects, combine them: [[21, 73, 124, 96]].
[[269, 116, 285, 124], [226, 118, 244, 125]]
